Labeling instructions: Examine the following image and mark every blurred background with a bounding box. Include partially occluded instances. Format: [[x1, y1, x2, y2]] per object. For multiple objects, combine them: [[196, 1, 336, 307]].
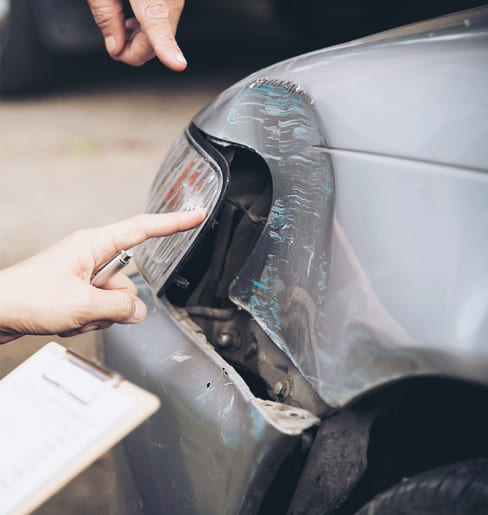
[[0, 0, 483, 512]]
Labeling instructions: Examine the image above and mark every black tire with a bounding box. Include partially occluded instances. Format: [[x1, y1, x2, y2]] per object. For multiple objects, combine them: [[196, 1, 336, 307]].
[[356, 458, 488, 515]]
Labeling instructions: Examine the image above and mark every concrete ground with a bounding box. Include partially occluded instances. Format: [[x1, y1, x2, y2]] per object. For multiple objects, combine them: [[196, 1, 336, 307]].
[[0, 74, 231, 513]]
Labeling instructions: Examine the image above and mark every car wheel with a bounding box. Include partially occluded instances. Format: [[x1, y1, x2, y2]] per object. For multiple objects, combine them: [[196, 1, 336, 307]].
[[0, 0, 52, 95], [356, 458, 488, 515]]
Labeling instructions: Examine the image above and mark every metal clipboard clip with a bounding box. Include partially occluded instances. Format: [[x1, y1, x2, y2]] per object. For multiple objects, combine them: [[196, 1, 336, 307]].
[[42, 349, 121, 405]]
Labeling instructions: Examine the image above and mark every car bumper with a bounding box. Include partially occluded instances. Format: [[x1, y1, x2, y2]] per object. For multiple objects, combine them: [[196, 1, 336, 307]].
[[102, 275, 318, 514]]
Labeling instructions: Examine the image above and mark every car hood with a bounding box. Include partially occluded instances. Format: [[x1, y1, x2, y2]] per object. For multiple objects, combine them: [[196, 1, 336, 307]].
[[195, 6, 488, 172]]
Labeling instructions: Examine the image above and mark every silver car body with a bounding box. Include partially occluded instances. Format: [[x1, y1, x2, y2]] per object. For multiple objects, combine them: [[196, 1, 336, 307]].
[[103, 7, 488, 514], [193, 7, 488, 407]]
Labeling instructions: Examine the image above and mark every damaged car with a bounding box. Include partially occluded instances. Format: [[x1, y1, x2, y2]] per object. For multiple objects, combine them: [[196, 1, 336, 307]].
[[103, 6, 488, 514]]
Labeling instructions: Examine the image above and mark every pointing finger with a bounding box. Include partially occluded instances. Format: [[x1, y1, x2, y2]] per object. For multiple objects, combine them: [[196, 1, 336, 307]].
[[87, 209, 207, 266], [129, 0, 187, 70]]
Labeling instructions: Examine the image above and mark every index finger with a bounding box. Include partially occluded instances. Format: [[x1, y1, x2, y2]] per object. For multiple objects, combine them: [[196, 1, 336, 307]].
[[129, 0, 187, 70], [90, 209, 207, 265]]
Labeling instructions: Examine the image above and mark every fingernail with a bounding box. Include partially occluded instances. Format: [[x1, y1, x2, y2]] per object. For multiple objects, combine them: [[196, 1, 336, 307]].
[[195, 208, 207, 220], [175, 52, 187, 66], [105, 36, 117, 54], [132, 298, 146, 322]]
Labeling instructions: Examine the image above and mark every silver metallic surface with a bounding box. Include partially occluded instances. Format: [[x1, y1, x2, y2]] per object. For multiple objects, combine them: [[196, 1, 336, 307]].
[[90, 249, 133, 288], [211, 79, 335, 399], [103, 277, 319, 514], [193, 8, 488, 407], [101, 9, 488, 512], [195, 7, 488, 172]]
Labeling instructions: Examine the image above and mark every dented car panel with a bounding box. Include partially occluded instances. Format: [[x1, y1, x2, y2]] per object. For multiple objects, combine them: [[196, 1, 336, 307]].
[[192, 9, 488, 407], [102, 7, 488, 513], [103, 277, 319, 514], [217, 79, 334, 400], [195, 7, 488, 171]]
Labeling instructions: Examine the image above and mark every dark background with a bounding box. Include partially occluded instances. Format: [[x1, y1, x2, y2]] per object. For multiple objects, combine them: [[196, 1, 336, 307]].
[[1, 0, 485, 96]]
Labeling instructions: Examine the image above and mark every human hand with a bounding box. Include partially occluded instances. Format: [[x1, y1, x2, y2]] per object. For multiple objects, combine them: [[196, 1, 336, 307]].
[[87, 0, 186, 69], [0, 210, 206, 344]]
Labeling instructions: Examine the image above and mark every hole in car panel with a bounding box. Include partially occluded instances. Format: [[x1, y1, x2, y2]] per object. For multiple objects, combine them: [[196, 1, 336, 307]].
[[166, 142, 273, 309], [163, 136, 326, 418], [165, 139, 274, 400]]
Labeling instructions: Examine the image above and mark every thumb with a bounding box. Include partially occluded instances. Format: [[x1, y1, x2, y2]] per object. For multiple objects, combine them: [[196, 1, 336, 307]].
[[87, 0, 126, 57], [88, 288, 147, 324]]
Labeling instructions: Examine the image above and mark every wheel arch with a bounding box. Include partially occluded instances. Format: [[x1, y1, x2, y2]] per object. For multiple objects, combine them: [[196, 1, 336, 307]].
[[286, 375, 488, 515]]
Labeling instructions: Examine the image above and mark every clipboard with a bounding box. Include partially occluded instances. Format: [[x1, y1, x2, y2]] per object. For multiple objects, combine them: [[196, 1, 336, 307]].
[[0, 342, 160, 515]]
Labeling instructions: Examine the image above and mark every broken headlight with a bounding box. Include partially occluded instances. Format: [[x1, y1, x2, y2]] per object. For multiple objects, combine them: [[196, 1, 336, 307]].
[[135, 124, 229, 296]]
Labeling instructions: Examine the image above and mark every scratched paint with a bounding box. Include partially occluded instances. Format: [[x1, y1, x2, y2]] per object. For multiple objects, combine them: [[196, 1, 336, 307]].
[[104, 278, 308, 513], [170, 351, 193, 363], [196, 384, 215, 401], [190, 10, 488, 410], [198, 77, 444, 407], [224, 79, 334, 386], [220, 392, 240, 449]]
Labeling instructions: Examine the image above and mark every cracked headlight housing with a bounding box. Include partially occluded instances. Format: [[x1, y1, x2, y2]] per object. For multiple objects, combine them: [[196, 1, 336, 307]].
[[135, 124, 229, 296]]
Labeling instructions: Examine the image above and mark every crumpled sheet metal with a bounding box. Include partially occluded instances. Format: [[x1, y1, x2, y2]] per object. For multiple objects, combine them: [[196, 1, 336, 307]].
[[195, 8, 488, 172], [103, 278, 318, 514], [198, 79, 339, 403], [194, 77, 488, 408], [223, 80, 335, 397]]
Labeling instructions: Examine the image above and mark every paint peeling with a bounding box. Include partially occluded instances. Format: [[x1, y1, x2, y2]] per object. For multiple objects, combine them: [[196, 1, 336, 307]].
[[227, 78, 335, 383], [307, 251, 314, 277], [196, 384, 214, 401], [253, 281, 271, 290], [188, 10, 488, 413], [169, 351, 193, 363], [220, 392, 240, 449]]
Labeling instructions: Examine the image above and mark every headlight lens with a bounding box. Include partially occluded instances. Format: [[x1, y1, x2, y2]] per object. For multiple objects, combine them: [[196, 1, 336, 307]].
[[135, 124, 229, 295]]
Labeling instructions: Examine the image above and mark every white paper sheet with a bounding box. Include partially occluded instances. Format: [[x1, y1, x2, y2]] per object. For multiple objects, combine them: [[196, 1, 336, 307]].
[[0, 344, 135, 515]]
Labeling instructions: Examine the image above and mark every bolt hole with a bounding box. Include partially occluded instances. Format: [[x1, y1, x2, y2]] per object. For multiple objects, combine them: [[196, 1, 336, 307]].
[[206, 382, 211, 389]]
